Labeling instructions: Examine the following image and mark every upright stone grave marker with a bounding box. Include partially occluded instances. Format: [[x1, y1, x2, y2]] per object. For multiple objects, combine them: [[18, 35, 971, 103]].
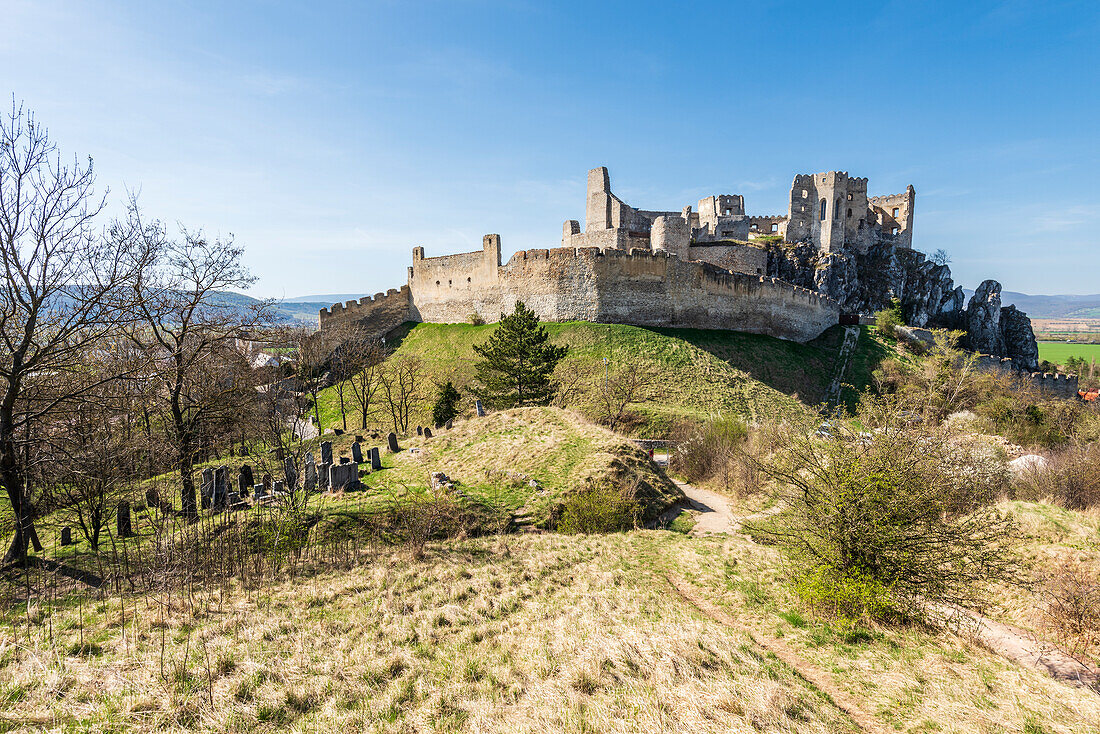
[[329, 462, 358, 491], [200, 467, 214, 509], [304, 458, 317, 491], [117, 501, 134, 537], [319, 462, 332, 489], [61, 526, 73, 546], [475, 400, 485, 417], [445, 419, 452, 430], [213, 466, 229, 510], [370, 446, 382, 471], [285, 457, 298, 490], [424, 427, 433, 439], [387, 432, 399, 452], [237, 468, 250, 499], [351, 441, 363, 464], [240, 463, 254, 488], [320, 440, 333, 466], [416, 426, 423, 436], [262, 473, 273, 495]]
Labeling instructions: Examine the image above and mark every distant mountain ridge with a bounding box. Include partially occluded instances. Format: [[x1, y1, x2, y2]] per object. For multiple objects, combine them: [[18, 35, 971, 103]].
[[218, 292, 369, 324], [962, 290, 1100, 320]]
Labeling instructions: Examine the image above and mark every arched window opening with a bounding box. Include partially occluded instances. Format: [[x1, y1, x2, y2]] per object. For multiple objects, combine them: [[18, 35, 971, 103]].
[[820, 199, 827, 220], [770, 223, 778, 232], [847, 208, 852, 218]]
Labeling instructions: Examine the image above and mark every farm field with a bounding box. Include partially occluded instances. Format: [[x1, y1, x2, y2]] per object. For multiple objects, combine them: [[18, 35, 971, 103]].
[[1037, 340, 1100, 365]]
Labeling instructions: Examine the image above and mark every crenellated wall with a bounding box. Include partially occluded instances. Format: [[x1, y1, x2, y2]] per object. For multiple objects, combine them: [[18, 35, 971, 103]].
[[398, 241, 840, 342], [972, 354, 1081, 397], [318, 285, 411, 338]]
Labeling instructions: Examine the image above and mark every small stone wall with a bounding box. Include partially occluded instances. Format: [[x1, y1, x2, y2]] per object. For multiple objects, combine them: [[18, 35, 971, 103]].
[[973, 354, 1080, 398], [318, 286, 411, 338]]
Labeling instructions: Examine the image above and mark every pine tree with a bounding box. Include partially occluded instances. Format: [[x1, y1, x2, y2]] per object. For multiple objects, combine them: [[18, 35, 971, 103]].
[[431, 381, 461, 426], [472, 302, 568, 408]]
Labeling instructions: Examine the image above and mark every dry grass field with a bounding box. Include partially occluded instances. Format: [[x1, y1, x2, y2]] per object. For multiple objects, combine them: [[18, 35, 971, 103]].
[[3, 517, 1099, 733]]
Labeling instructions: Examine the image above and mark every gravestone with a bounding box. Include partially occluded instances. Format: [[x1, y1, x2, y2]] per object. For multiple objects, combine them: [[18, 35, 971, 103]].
[[61, 526, 73, 546], [351, 441, 363, 464], [273, 480, 285, 495], [416, 426, 423, 436], [355, 435, 364, 443], [320, 441, 333, 466], [424, 427, 433, 439], [304, 459, 317, 491], [200, 467, 214, 509], [386, 432, 399, 452], [116, 501, 134, 537], [329, 462, 358, 491], [237, 468, 250, 498], [213, 466, 229, 509], [475, 400, 485, 417], [240, 463, 255, 487], [370, 447, 382, 471], [319, 462, 332, 489], [253, 483, 266, 498], [445, 419, 452, 430], [285, 457, 298, 490]]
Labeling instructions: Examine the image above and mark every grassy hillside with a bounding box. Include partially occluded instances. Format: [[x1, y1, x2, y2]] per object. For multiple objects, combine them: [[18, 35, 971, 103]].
[[319, 322, 896, 436], [312, 407, 682, 527], [6, 521, 1099, 731]]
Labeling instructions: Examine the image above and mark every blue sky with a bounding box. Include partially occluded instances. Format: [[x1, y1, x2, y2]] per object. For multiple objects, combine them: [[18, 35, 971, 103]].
[[3, 0, 1098, 298]]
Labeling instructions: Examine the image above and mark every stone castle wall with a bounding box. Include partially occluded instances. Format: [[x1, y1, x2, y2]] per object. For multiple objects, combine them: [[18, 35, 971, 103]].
[[973, 354, 1081, 398], [318, 286, 411, 338], [401, 240, 839, 342]]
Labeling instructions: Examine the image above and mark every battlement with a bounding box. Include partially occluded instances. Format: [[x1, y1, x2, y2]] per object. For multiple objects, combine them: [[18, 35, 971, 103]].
[[972, 353, 1081, 397], [395, 236, 840, 342], [318, 284, 412, 338]]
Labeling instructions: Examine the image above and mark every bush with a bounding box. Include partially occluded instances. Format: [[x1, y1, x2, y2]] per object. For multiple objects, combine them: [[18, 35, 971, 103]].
[[1013, 443, 1100, 509], [556, 481, 640, 534], [467, 313, 485, 326], [1038, 559, 1100, 661], [672, 416, 748, 487], [748, 394, 1020, 623], [874, 298, 904, 335]]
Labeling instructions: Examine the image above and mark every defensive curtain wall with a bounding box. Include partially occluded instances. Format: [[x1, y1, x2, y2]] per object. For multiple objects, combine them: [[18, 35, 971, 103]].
[[319, 234, 841, 343]]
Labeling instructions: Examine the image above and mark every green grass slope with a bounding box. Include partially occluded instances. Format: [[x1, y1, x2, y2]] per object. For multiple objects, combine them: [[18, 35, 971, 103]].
[[320, 322, 895, 436]]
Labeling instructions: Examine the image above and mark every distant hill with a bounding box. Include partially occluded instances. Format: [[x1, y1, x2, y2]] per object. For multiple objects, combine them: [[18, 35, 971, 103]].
[[216, 292, 364, 325], [279, 294, 370, 304], [962, 290, 1100, 319]]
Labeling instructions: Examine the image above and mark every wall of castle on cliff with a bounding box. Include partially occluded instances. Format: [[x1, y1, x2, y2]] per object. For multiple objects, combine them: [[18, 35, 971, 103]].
[[406, 242, 839, 343], [318, 286, 411, 338], [686, 241, 768, 275], [973, 354, 1081, 397]]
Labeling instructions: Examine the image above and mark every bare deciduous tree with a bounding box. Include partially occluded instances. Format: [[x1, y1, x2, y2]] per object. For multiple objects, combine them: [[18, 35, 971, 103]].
[[593, 357, 658, 432], [119, 202, 272, 519], [380, 356, 424, 434], [0, 103, 138, 562]]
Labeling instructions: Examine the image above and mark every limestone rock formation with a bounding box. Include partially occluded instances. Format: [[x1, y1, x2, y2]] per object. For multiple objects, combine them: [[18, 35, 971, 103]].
[[767, 248, 1038, 371], [959, 280, 1040, 371], [766, 241, 961, 327], [966, 280, 1006, 357], [999, 303, 1040, 372]]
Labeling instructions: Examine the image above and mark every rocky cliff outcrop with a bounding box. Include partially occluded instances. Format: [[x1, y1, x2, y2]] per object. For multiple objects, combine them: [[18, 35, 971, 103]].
[[965, 280, 1039, 372], [766, 241, 962, 327], [766, 242, 1038, 370]]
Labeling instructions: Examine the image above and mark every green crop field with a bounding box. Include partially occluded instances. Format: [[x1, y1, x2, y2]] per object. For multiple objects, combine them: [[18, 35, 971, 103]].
[[1037, 341, 1100, 365]]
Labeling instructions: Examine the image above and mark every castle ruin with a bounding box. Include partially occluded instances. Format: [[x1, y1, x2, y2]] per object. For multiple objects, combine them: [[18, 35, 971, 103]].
[[563, 167, 915, 269], [319, 167, 917, 344]]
